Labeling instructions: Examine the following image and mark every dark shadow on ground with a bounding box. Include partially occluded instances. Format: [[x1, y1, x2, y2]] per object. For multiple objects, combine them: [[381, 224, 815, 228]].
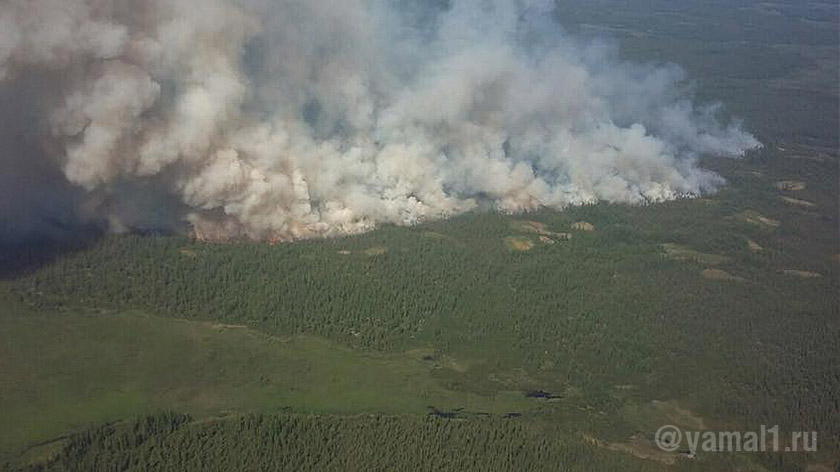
[[0, 222, 105, 280]]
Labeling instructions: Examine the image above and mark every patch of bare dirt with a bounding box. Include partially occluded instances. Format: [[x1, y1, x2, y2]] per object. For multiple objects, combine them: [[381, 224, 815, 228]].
[[364, 247, 387, 256], [513, 220, 549, 234], [781, 196, 816, 207], [179, 248, 198, 258], [572, 221, 596, 232], [775, 180, 807, 191], [212, 323, 248, 330], [736, 210, 780, 229], [511, 220, 570, 240], [504, 237, 535, 252], [506, 220, 574, 250]]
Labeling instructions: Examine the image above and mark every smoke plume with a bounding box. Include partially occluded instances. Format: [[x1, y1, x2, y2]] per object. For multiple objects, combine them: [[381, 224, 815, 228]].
[[0, 0, 760, 241]]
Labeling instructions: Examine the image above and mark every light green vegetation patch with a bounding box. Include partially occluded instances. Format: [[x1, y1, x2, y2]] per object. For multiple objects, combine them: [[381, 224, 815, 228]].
[[503, 236, 536, 251], [747, 239, 764, 253], [507, 220, 572, 250], [734, 210, 781, 229], [661, 243, 730, 265], [510, 220, 572, 240], [780, 196, 815, 207], [701, 268, 745, 282], [0, 287, 532, 457]]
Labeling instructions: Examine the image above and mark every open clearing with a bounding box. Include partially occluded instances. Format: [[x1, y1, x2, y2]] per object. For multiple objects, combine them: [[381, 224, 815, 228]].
[[747, 239, 764, 253], [179, 248, 199, 258], [364, 246, 387, 256], [735, 210, 781, 229], [661, 243, 729, 265], [781, 196, 816, 207], [775, 180, 807, 191], [504, 237, 536, 251], [505, 221, 574, 250], [584, 400, 710, 465], [510, 220, 571, 240], [572, 221, 596, 232], [511, 220, 551, 234], [0, 289, 534, 457]]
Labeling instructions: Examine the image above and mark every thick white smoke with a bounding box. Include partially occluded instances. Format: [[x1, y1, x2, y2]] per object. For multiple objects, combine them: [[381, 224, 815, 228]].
[[0, 0, 760, 240]]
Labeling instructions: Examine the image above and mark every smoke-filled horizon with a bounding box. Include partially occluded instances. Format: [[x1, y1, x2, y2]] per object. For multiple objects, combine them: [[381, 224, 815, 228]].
[[0, 0, 760, 241]]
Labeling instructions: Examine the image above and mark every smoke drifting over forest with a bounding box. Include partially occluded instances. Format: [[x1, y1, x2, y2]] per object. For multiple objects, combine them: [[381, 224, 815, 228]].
[[0, 0, 760, 241]]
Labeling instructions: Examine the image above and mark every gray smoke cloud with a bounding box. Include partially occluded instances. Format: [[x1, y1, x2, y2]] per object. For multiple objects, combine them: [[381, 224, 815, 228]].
[[0, 0, 760, 241]]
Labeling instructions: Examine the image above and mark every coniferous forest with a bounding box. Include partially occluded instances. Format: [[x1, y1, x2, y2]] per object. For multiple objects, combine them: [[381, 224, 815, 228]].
[[1, 1, 839, 471]]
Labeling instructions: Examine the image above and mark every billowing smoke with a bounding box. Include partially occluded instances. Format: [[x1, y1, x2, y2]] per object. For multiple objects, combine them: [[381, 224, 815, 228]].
[[0, 0, 759, 241]]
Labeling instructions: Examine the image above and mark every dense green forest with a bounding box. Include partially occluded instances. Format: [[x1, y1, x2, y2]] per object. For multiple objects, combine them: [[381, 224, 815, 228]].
[[2, 0, 839, 470], [31, 412, 645, 471], [23, 412, 823, 472], [5, 175, 839, 469], [11, 190, 839, 435]]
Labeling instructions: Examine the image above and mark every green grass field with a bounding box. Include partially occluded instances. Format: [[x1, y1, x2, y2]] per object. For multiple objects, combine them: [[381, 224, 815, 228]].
[[1, 287, 543, 457]]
